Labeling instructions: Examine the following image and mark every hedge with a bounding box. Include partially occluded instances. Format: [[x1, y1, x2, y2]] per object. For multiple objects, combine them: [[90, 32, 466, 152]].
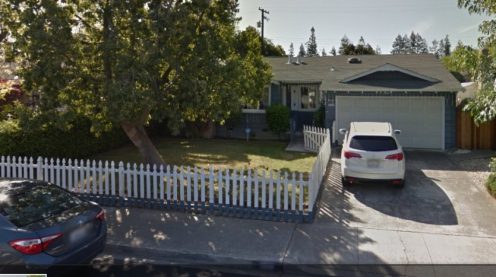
[[0, 118, 129, 159]]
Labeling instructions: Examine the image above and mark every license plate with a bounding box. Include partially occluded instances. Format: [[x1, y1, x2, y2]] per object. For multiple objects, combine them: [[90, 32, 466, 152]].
[[367, 160, 380, 168], [70, 224, 92, 243]]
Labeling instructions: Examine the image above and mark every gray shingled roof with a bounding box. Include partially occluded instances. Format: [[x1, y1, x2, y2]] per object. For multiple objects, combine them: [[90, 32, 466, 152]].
[[265, 54, 462, 92]]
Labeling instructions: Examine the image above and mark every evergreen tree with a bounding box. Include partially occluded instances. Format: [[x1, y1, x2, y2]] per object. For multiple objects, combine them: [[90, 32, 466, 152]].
[[298, 43, 306, 57], [392, 32, 428, 54], [289, 43, 294, 56], [358, 36, 366, 46], [321, 48, 327, 56], [306, 27, 318, 56], [417, 36, 429, 54], [354, 36, 375, 55], [438, 39, 446, 57], [338, 35, 351, 55], [443, 35, 451, 56], [430, 39, 440, 57], [403, 34, 411, 54], [330, 47, 337, 56], [391, 34, 405, 54], [409, 32, 419, 53]]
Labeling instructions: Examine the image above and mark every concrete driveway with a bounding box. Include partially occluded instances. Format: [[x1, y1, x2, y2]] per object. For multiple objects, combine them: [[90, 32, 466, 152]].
[[285, 150, 496, 272], [313, 150, 496, 236]]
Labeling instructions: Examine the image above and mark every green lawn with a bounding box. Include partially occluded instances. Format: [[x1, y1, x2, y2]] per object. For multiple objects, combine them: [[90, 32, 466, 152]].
[[92, 138, 314, 173]]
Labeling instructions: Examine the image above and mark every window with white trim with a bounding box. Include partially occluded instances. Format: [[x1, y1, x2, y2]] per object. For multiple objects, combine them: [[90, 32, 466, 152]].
[[300, 87, 317, 110]]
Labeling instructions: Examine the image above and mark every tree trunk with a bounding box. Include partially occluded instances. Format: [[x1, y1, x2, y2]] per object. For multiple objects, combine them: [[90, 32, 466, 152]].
[[197, 121, 216, 139], [121, 122, 165, 166]]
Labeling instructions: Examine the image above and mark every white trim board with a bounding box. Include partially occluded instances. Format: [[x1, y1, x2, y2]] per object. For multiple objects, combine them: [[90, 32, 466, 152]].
[[340, 63, 441, 83]]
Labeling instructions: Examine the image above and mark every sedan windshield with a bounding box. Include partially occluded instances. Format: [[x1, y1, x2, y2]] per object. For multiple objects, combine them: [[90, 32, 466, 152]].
[[350, 136, 398, 152], [0, 181, 82, 227]]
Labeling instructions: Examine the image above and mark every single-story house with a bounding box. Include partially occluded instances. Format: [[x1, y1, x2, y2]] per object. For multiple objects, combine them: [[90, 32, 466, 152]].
[[220, 54, 462, 150]]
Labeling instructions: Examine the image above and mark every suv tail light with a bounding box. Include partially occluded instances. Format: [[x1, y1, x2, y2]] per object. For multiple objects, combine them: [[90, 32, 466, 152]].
[[344, 151, 362, 159], [96, 209, 105, 221], [10, 233, 63, 255], [385, 152, 404, 161]]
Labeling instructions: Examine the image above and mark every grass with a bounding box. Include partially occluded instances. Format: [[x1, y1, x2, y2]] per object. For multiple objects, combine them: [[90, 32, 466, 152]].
[[92, 137, 315, 173]]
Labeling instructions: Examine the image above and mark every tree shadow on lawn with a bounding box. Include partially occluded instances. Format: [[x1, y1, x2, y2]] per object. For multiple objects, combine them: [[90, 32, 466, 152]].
[[94, 137, 314, 173]]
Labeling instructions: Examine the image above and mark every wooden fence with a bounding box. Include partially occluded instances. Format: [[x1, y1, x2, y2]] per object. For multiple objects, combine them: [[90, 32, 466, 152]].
[[456, 107, 496, 150], [303, 125, 329, 152]]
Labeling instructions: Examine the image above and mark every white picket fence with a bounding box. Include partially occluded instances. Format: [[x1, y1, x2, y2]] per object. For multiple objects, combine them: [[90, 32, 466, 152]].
[[306, 126, 331, 210], [303, 125, 329, 153], [0, 156, 312, 213], [0, 128, 331, 220]]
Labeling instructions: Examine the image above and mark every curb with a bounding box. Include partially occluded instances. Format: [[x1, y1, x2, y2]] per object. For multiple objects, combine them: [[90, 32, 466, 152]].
[[103, 242, 283, 269]]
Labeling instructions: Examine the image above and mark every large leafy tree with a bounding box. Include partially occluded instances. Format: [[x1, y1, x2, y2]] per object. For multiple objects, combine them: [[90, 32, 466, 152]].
[[456, 0, 496, 123], [0, 0, 271, 165]]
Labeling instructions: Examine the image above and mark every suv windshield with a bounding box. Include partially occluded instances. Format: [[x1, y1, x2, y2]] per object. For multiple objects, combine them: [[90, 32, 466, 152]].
[[350, 136, 398, 152], [0, 181, 82, 227]]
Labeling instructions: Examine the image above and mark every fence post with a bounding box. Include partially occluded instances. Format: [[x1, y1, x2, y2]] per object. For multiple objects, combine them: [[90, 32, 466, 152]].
[[118, 161, 124, 197], [159, 165, 165, 201], [209, 166, 214, 208], [37, 157, 43, 180], [308, 175, 314, 212]]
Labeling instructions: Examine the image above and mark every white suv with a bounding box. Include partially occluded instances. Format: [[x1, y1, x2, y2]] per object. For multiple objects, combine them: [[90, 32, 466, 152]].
[[340, 122, 405, 187]]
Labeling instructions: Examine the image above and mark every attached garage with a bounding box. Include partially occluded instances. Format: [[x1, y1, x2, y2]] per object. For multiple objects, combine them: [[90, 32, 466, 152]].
[[265, 54, 462, 150], [335, 96, 445, 149]]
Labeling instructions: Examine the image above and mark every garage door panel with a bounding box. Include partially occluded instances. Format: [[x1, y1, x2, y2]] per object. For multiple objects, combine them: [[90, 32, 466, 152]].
[[336, 96, 444, 149]]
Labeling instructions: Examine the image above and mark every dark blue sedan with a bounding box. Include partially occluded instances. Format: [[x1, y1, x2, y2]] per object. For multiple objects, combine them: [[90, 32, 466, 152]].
[[0, 178, 107, 269]]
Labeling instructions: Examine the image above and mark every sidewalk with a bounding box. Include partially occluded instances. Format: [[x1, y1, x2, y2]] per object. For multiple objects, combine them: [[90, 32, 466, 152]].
[[102, 206, 496, 266], [103, 206, 296, 265]]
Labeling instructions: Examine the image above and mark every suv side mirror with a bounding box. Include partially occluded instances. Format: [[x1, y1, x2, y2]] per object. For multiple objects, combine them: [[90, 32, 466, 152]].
[[394, 129, 401, 135], [339, 128, 347, 135]]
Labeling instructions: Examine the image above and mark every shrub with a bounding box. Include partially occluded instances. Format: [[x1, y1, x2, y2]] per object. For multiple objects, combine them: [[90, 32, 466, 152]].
[[0, 117, 128, 159], [266, 104, 290, 134], [313, 103, 325, 127], [487, 173, 496, 198], [490, 157, 496, 173]]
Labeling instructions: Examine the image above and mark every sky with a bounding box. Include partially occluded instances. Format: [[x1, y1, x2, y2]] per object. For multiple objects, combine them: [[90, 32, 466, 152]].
[[237, 0, 490, 54]]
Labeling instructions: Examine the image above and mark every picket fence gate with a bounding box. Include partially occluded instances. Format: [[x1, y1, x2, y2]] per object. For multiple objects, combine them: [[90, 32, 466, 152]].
[[303, 125, 329, 153], [0, 127, 331, 222]]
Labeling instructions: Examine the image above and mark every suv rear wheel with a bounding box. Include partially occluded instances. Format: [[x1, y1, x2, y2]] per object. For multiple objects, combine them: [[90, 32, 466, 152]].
[[341, 176, 350, 187]]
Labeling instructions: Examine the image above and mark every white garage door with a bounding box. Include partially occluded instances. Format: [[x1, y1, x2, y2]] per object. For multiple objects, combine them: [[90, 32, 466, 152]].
[[336, 96, 444, 149]]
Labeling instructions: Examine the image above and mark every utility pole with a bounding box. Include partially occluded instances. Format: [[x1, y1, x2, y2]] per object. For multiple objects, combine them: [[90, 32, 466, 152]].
[[258, 7, 269, 56]]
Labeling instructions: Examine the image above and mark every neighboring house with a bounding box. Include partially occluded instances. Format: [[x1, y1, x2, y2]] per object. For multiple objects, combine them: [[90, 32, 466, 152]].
[[220, 54, 462, 150]]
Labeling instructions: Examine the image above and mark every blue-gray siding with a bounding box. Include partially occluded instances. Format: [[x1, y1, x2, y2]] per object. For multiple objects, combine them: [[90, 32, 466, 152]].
[[324, 91, 457, 149], [270, 83, 282, 105]]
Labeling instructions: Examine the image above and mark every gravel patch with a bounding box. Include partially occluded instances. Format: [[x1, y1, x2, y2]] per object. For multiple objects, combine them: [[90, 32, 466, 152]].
[[451, 152, 494, 190]]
